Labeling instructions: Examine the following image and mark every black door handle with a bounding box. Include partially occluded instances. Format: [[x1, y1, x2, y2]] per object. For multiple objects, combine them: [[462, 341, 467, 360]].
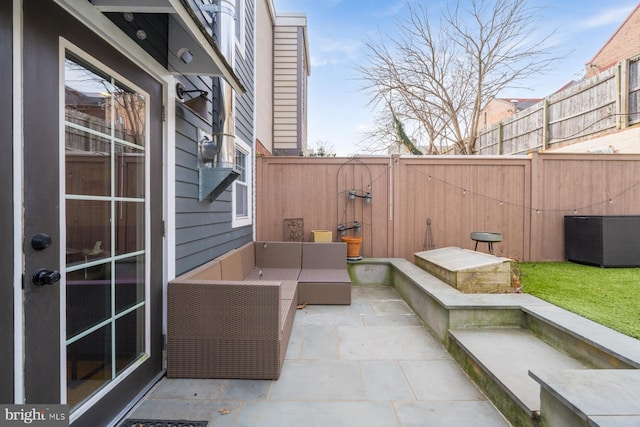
[[32, 269, 61, 286], [31, 233, 53, 250]]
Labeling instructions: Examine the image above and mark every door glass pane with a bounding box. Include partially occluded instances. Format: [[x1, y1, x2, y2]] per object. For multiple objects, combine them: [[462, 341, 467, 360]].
[[64, 54, 147, 411], [112, 85, 146, 148], [115, 255, 145, 314], [66, 325, 112, 409], [66, 266, 111, 339], [66, 199, 111, 266], [115, 308, 145, 375], [115, 201, 145, 255], [65, 132, 111, 197], [65, 59, 114, 136], [115, 145, 145, 198]]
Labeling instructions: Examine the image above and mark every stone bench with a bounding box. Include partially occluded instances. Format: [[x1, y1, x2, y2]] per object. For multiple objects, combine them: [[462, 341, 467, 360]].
[[414, 246, 512, 293]]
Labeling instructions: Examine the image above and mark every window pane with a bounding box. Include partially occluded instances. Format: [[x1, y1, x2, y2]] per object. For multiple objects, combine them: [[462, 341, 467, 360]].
[[66, 266, 111, 339], [235, 182, 248, 217], [66, 324, 112, 408], [66, 199, 112, 266], [235, 0, 242, 40], [235, 149, 246, 182], [115, 255, 145, 314], [115, 201, 145, 256]]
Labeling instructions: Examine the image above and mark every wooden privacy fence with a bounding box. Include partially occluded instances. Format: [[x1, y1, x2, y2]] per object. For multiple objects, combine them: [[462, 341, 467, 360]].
[[476, 56, 640, 155], [256, 153, 640, 262]]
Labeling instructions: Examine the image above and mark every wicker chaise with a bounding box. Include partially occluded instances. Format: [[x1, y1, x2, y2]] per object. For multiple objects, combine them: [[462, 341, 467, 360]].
[[167, 276, 296, 379]]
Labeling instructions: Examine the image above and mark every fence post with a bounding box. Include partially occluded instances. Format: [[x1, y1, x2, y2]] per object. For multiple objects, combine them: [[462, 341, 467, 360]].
[[390, 154, 400, 257], [498, 123, 503, 155], [618, 59, 629, 129], [542, 99, 549, 151]]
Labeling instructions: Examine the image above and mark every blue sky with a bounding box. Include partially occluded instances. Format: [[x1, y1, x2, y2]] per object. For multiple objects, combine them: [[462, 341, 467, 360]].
[[272, 0, 638, 155]]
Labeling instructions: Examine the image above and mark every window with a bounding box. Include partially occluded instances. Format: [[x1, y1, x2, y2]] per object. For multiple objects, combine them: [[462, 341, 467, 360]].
[[235, 0, 246, 57], [232, 139, 252, 227]]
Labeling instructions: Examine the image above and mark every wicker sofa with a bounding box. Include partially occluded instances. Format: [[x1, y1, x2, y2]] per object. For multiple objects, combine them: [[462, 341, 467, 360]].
[[167, 241, 351, 380]]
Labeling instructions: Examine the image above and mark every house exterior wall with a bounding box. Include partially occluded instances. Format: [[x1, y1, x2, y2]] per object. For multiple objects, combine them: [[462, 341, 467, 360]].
[[174, 105, 252, 275], [173, 0, 255, 276], [255, 0, 275, 153], [235, 0, 255, 146], [0, 0, 14, 404], [478, 99, 517, 131], [273, 14, 309, 155], [585, 5, 640, 78]]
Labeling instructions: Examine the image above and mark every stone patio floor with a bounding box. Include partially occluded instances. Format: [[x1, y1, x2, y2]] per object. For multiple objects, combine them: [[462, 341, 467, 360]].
[[124, 285, 511, 426]]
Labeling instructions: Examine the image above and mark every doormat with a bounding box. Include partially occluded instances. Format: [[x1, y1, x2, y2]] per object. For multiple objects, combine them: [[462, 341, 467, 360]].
[[120, 421, 208, 427]]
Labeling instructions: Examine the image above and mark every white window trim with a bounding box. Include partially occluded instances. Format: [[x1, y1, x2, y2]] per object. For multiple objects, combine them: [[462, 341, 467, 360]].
[[232, 138, 252, 228]]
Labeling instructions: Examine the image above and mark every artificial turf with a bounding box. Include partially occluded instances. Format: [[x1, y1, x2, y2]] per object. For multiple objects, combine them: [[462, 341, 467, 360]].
[[518, 261, 640, 339]]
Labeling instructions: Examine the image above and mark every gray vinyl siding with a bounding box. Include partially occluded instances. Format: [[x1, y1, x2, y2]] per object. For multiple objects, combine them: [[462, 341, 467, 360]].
[[174, 0, 256, 276], [174, 104, 252, 275], [235, 0, 255, 145]]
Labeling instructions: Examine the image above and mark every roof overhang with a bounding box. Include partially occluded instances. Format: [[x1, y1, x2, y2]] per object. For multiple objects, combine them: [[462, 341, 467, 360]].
[[67, 0, 246, 93]]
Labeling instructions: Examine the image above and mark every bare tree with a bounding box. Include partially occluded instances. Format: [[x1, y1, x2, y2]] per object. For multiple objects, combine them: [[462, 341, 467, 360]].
[[308, 139, 337, 157], [356, 0, 558, 154]]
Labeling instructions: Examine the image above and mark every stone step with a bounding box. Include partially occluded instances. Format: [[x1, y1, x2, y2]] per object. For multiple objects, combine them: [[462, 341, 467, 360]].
[[530, 369, 640, 427], [449, 327, 589, 423]]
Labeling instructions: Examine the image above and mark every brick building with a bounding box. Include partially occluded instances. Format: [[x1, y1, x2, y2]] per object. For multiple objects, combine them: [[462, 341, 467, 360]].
[[477, 98, 542, 131], [585, 4, 640, 78]]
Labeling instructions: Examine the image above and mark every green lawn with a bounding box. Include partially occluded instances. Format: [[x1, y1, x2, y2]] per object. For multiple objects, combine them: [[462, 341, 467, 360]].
[[518, 262, 640, 340]]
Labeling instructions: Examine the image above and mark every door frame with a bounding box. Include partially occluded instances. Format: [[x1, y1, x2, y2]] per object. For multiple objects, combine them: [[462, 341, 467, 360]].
[[1, 0, 16, 405]]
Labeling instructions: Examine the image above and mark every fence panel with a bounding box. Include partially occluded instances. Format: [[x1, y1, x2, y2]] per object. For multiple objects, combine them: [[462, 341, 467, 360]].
[[257, 154, 640, 262], [502, 104, 544, 154], [546, 69, 617, 149], [475, 63, 624, 155], [256, 156, 391, 258]]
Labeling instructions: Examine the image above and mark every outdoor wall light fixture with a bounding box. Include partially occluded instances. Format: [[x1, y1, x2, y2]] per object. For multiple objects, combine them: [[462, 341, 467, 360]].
[[177, 47, 194, 64], [348, 189, 372, 203], [337, 221, 361, 234], [176, 83, 209, 117], [176, 82, 208, 101]]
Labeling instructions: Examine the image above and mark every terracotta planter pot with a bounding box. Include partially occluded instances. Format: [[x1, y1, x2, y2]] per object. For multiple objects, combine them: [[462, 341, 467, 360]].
[[341, 236, 363, 258]]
